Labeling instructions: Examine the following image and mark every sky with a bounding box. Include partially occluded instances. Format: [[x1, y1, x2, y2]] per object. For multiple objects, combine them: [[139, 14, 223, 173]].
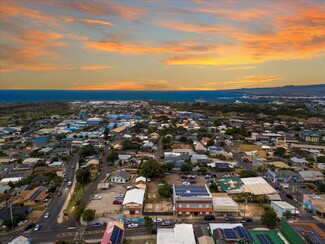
[[0, 0, 324, 90]]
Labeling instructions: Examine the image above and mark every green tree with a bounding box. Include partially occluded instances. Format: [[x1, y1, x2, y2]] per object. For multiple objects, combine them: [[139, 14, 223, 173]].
[[239, 170, 258, 178], [161, 162, 175, 172], [180, 163, 193, 172], [107, 150, 119, 163], [139, 159, 162, 178], [316, 156, 325, 163], [274, 147, 286, 157], [103, 128, 110, 140], [207, 139, 215, 147], [261, 209, 277, 228], [79, 145, 96, 158], [76, 168, 91, 185], [144, 216, 153, 233], [209, 181, 218, 192], [284, 210, 292, 219], [82, 209, 96, 225], [72, 204, 85, 221], [158, 183, 173, 198]]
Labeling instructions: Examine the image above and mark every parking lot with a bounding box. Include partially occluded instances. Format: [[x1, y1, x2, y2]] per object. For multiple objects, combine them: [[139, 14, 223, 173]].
[[87, 184, 126, 217]]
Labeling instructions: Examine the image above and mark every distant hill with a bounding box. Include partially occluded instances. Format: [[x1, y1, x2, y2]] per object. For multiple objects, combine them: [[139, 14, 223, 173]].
[[233, 84, 325, 96]]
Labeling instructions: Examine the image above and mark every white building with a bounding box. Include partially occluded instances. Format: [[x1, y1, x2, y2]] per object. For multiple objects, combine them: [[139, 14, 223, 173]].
[[157, 224, 196, 244], [271, 201, 299, 217]]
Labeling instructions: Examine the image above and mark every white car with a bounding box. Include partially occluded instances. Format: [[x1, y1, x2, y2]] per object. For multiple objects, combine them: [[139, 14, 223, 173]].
[[17, 220, 28, 226], [93, 195, 102, 200], [34, 224, 41, 231], [127, 223, 139, 228], [153, 218, 162, 223], [44, 212, 50, 218]]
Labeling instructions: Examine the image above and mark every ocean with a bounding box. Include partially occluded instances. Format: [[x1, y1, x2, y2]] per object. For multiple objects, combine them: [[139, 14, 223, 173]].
[[0, 90, 268, 102]]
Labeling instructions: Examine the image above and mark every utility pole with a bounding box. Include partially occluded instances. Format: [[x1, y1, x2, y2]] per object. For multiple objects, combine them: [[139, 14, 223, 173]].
[[243, 197, 247, 220], [10, 204, 13, 229]]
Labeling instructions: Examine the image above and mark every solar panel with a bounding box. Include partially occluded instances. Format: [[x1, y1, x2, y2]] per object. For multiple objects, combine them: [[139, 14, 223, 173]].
[[30, 188, 43, 201], [110, 226, 123, 244], [265, 234, 274, 244]]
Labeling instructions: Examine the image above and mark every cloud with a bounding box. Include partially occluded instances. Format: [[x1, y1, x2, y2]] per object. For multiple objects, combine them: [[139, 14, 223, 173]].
[[0, 1, 61, 28], [75, 79, 177, 90], [221, 66, 255, 70], [80, 64, 112, 70], [159, 22, 229, 34], [59, 1, 147, 20], [190, 7, 274, 21], [66, 17, 116, 26]]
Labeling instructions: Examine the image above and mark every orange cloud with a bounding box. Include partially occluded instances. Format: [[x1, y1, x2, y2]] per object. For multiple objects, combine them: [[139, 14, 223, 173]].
[[1, 1, 60, 27], [80, 19, 116, 26], [222, 66, 255, 70], [191, 7, 274, 21], [75, 79, 177, 90], [159, 22, 228, 34], [60, 2, 146, 20], [80, 64, 112, 70]]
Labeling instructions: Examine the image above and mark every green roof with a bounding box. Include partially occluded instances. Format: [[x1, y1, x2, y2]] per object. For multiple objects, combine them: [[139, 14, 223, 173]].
[[217, 176, 243, 191], [249, 230, 285, 244]]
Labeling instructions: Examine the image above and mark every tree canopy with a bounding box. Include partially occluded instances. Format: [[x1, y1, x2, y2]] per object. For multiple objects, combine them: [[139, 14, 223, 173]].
[[82, 209, 96, 223], [158, 183, 173, 198], [139, 159, 162, 178], [261, 209, 277, 228], [76, 168, 91, 185]]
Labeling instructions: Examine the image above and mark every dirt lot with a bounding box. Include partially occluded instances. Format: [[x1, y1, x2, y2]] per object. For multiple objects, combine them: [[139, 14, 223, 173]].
[[145, 181, 172, 213], [165, 173, 206, 186], [87, 184, 126, 217], [239, 203, 264, 219]]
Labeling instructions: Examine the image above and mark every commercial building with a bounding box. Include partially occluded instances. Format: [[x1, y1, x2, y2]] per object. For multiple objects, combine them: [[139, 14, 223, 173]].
[[271, 201, 299, 217], [173, 185, 213, 215], [100, 221, 124, 244], [217, 176, 244, 194], [241, 177, 277, 195], [122, 189, 145, 217], [303, 194, 325, 217], [157, 224, 196, 244], [209, 223, 254, 244], [212, 193, 239, 217]]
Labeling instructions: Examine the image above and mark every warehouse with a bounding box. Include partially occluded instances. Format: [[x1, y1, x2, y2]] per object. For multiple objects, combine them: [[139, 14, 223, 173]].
[[212, 193, 239, 217], [271, 201, 299, 217]]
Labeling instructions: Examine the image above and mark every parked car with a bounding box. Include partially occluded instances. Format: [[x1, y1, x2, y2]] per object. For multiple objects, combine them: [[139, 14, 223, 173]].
[[23, 223, 35, 231], [42, 198, 49, 203], [113, 200, 123, 205], [115, 194, 124, 198], [204, 215, 215, 221], [34, 224, 41, 231], [91, 223, 102, 227], [44, 212, 50, 218], [127, 223, 139, 228], [124, 220, 131, 225], [161, 220, 171, 226], [224, 217, 236, 221], [241, 217, 253, 223], [93, 195, 102, 200], [154, 218, 163, 223], [304, 207, 312, 213], [285, 193, 294, 200]]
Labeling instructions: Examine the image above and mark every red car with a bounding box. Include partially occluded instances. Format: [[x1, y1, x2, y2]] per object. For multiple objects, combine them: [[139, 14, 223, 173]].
[[113, 200, 123, 205]]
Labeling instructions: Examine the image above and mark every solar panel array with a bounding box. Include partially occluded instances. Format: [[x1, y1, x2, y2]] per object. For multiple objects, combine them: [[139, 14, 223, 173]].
[[175, 186, 210, 197], [235, 226, 254, 241], [256, 234, 274, 244], [223, 228, 237, 239], [30, 188, 44, 201], [110, 225, 123, 244]]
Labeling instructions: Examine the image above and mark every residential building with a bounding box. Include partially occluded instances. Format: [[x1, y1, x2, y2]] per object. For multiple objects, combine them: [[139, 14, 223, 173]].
[[13, 186, 48, 206], [173, 185, 213, 215], [110, 170, 131, 183], [299, 130, 325, 143], [299, 171, 324, 181], [303, 194, 325, 217]]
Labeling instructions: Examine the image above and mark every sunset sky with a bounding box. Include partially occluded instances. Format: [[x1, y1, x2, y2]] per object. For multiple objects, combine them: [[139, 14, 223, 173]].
[[0, 0, 324, 90]]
